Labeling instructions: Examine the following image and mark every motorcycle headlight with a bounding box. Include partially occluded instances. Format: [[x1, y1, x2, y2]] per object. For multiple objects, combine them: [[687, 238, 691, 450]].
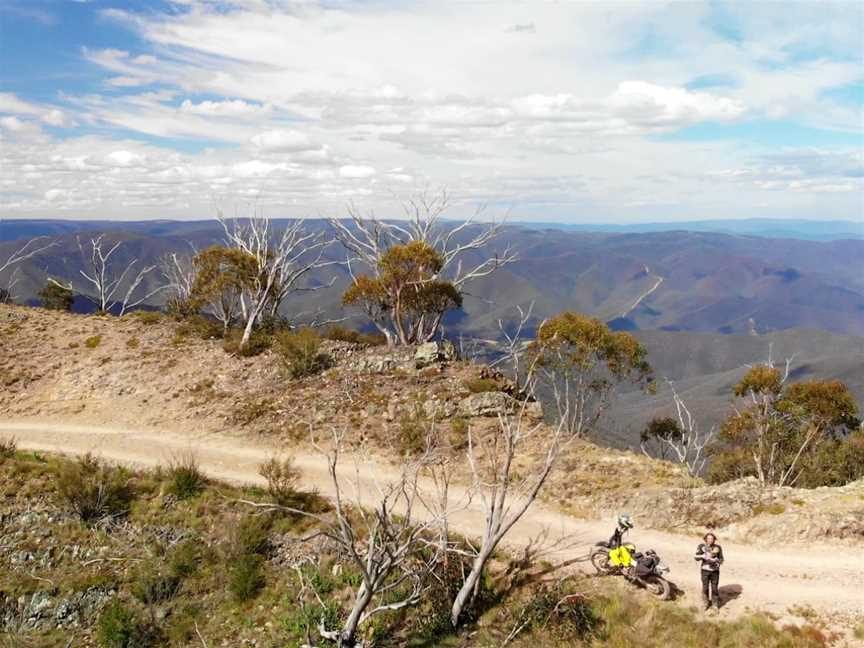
[[657, 561, 670, 573]]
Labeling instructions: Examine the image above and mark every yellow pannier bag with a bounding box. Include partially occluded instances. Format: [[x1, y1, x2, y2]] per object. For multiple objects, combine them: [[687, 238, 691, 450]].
[[609, 545, 634, 567]]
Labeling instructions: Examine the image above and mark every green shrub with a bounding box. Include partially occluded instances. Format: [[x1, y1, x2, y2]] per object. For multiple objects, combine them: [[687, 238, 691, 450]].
[[57, 454, 134, 522], [752, 502, 786, 516], [258, 457, 300, 507], [228, 554, 264, 602], [398, 406, 429, 456], [168, 540, 202, 579], [273, 328, 332, 378], [854, 622, 864, 640], [85, 335, 102, 349], [222, 328, 271, 357], [464, 377, 502, 394], [0, 435, 16, 460], [166, 454, 206, 500], [233, 397, 275, 425], [126, 338, 140, 349], [322, 325, 386, 347], [38, 281, 74, 311], [96, 600, 157, 648], [175, 316, 223, 341], [230, 515, 271, 557], [134, 311, 162, 325], [132, 568, 181, 605]]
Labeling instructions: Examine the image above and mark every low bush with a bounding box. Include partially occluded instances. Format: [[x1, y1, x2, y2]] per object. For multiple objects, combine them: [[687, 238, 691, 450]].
[[273, 328, 332, 378], [132, 568, 181, 605], [232, 397, 275, 425], [322, 325, 386, 347], [228, 554, 265, 602], [259, 457, 300, 507], [230, 515, 271, 557], [96, 600, 158, 648], [134, 311, 162, 325], [168, 539, 202, 579], [397, 405, 430, 456], [85, 335, 102, 349], [126, 338, 140, 349], [166, 453, 206, 500], [174, 316, 223, 341], [222, 328, 271, 357], [464, 377, 502, 394], [38, 281, 74, 311], [0, 435, 16, 460], [57, 454, 134, 523]]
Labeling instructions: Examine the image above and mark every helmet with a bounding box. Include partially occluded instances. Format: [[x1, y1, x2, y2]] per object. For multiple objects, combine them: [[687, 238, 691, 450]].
[[618, 514, 634, 530]]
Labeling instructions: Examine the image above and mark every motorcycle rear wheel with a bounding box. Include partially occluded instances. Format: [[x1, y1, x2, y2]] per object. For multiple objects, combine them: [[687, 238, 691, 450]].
[[643, 575, 672, 600], [590, 549, 613, 574]]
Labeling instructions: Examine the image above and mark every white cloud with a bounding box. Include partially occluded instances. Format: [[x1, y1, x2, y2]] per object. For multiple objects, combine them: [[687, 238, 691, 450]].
[[0, 93, 71, 127], [181, 99, 271, 117], [250, 129, 315, 152], [339, 164, 376, 179], [1, 1, 860, 221]]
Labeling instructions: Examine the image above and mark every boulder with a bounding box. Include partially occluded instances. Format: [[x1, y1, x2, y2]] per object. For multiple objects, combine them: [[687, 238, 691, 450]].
[[414, 341, 458, 368], [458, 392, 511, 417]]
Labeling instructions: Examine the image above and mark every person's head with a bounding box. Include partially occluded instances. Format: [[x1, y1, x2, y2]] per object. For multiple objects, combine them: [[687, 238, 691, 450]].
[[703, 532, 717, 546]]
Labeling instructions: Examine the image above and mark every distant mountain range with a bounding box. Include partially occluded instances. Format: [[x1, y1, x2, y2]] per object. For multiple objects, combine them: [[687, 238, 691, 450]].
[[2, 218, 863, 339], [515, 218, 864, 242]]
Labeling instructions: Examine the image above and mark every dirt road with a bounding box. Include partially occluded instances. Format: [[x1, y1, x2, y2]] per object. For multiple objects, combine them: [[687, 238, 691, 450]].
[[2, 420, 861, 624]]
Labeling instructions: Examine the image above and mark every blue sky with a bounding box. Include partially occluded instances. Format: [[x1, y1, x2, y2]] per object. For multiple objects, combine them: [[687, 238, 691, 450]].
[[0, 0, 862, 222]]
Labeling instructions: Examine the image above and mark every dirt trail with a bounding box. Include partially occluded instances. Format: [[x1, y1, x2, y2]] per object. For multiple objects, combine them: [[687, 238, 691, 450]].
[[2, 420, 861, 623]]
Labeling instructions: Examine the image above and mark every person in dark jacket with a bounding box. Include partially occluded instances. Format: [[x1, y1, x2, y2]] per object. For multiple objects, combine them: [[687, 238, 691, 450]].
[[695, 532, 724, 610]]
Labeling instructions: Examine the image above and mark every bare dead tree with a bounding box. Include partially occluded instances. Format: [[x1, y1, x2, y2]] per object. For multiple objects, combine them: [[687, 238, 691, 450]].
[[451, 399, 568, 627], [50, 235, 165, 315], [448, 307, 572, 627], [640, 380, 716, 476], [329, 187, 517, 345], [238, 428, 448, 648], [217, 209, 335, 349], [0, 224, 56, 302], [159, 246, 198, 312]]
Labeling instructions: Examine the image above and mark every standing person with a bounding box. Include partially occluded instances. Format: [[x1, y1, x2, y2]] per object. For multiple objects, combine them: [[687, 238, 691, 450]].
[[695, 532, 724, 611]]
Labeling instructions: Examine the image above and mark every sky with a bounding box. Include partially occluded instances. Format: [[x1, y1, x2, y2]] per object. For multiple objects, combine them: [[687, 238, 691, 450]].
[[0, 0, 862, 223]]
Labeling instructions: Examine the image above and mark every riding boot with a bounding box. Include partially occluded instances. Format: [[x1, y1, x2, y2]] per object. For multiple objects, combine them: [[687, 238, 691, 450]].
[[712, 598, 721, 611], [702, 594, 710, 610]]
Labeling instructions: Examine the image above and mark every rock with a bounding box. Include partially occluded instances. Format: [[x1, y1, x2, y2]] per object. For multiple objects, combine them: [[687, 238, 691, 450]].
[[422, 398, 457, 419], [458, 392, 511, 417], [414, 341, 458, 368]]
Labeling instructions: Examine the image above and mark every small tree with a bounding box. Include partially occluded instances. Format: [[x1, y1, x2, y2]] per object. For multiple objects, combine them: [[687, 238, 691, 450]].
[[38, 280, 74, 311], [342, 241, 462, 346], [190, 246, 256, 334], [216, 209, 334, 350], [718, 360, 860, 487], [640, 417, 682, 461], [330, 188, 516, 346], [640, 382, 716, 476], [530, 312, 653, 437]]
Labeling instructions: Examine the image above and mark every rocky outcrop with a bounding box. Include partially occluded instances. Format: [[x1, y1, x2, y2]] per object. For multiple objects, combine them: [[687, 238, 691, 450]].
[[414, 341, 458, 368]]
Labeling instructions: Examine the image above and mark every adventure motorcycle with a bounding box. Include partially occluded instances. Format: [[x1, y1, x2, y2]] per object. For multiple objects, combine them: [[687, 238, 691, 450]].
[[590, 537, 673, 600]]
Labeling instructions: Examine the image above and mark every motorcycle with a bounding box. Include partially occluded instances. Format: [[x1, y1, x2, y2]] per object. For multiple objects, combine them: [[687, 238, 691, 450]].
[[590, 540, 673, 600]]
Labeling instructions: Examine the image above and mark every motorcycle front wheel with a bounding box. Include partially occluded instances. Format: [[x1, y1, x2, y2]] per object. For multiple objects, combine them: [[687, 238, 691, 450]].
[[590, 549, 613, 575], [643, 575, 672, 600]]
